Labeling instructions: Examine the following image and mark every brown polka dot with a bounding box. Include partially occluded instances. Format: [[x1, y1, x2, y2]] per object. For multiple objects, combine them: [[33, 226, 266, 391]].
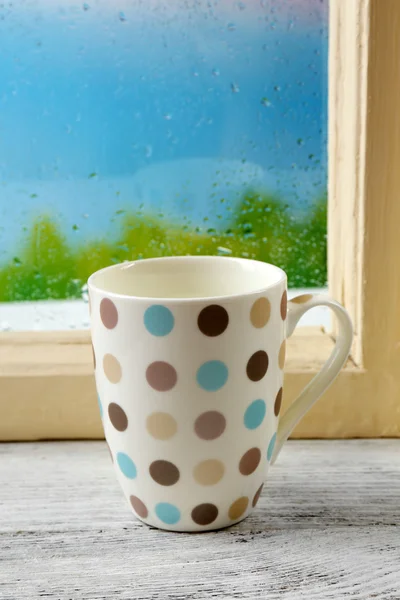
[[130, 495, 148, 519], [92, 343, 96, 369], [146, 412, 177, 440], [198, 305, 229, 337], [246, 350, 269, 381], [191, 503, 218, 526], [193, 459, 225, 486], [149, 460, 180, 486], [274, 387, 283, 416], [228, 496, 249, 520], [290, 293, 313, 304], [278, 340, 286, 370], [250, 297, 271, 328], [280, 290, 288, 320], [194, 411, 226, 440], [108, 402, 128, 431], [103, 354, 122, 383], [252, 483, 264, 507], [239, 447, 261, 475], [100, 298, 118, 329], [146, 361, 177, 392]]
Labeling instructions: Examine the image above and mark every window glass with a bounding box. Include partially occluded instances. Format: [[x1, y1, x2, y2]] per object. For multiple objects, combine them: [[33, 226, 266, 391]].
[[0, 0, 328, 328]]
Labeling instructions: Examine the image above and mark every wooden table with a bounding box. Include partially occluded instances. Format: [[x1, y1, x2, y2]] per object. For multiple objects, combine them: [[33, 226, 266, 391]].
[[1, 440, 399, 599]]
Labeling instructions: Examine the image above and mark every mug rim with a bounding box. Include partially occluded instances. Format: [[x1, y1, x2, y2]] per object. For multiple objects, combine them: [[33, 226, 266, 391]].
[[88, 255, 287, 303]]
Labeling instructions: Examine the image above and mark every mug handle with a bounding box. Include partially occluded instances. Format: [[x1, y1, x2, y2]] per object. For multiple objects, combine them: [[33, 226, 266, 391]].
[[272, 293, 353, 463]]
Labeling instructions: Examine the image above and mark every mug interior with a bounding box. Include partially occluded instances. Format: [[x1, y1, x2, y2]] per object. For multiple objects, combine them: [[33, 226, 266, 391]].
[[88, 256, 286, 300]]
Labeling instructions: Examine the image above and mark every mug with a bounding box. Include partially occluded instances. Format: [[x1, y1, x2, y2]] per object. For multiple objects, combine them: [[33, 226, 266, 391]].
[[88, 256, 352, 532]]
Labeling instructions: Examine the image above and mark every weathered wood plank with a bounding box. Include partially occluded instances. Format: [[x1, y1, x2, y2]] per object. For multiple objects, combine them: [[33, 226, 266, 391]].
[[0, 441, 399, 599]]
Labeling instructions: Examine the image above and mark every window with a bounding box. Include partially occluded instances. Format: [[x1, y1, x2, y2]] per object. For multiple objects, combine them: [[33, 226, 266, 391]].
[[1, 0, 399, 441], [0, 0, 328, 333]]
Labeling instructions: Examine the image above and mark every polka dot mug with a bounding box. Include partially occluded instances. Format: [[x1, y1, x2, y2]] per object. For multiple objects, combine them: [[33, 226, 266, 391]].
[[89, 256, 353, 532]]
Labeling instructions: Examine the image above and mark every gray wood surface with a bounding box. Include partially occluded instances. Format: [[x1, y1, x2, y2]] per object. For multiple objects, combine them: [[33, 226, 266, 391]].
[[0, 440, 399, 599]]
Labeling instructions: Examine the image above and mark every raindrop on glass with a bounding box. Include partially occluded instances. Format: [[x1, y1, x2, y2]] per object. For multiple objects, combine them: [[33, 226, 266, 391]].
[[227, 22, 236, 32], [231, 83, 240, 94], [83, 2, 90, 10], [119, 11, 127, 22]]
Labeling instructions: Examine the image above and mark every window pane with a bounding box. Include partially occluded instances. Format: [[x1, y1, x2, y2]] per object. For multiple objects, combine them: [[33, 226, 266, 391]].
[[0, 0, 328, 328]]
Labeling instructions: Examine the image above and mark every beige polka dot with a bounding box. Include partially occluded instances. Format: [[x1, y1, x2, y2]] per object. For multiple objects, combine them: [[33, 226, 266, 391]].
[[228, 496, 249, 520], [278, 340, 286, 370], [239, 447, 261, 475], [193, 459, 225, 486], [194, 411, 226, 440], [252, 483, 264, 507], [280, 290, 288, 320], [103, 353, 122, 383], [146, 412, 177, 440], [146, 361, 177, 391], [250, 297, 271, 328], [100, 298, 118, 329], [290, 293, 313, 304]]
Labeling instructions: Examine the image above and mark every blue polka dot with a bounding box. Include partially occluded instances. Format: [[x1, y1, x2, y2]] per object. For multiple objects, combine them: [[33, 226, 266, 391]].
[[144, 305, 174, 337], [116, 452, 137, 479], [97, 394, 103, 419], [244, 399, 266, 430], [196, 360, 228, 391], [155, 502, 181, 525], [267, 433, 277, 462]]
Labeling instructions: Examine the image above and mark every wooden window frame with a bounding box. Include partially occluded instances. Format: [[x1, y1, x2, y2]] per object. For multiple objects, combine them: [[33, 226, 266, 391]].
[[1, 0, 399, 440]]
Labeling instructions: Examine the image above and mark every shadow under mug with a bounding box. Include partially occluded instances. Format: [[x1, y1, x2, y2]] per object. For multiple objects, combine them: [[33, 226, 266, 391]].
[[88, 256, 353, 532]]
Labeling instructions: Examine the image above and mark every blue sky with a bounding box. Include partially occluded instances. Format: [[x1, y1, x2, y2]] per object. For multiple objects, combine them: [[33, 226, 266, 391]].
[[0, 0, 328, 257]]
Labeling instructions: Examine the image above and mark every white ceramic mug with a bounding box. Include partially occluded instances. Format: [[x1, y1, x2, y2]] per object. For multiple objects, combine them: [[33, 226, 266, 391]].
[[88, 256, 352, 532]]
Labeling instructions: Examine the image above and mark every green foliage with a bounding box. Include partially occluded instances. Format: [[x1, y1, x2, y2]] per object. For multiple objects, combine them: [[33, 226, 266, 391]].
[[0, 190, 327, 302]]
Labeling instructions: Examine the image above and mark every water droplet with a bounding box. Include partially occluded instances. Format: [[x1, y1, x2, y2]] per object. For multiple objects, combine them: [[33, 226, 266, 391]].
[[238, 1, 245, 10], [217, 246, 232, 255], [72, 224, 79, 231], [81, 283, 89, 303], [76, 113, 81, 122], [163, 113, 172, 121], [82, 213, 89, 219], [193, 71, 199, 77], [231, 83, 240, 93], [30, 193, 38, 198], [297, 138, 304, 146], [274, 85, 281, 92], [88, 172, 97, 179], [145, 145, 153, 158], [65, 124, 72, 134], [261, 97, 271, 107], [13, 257, 22, 266], [212, 68, 220, 77], [83, 2, 90, 10], [227, 22, 236, 32], [119, 11, 127, 22]]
